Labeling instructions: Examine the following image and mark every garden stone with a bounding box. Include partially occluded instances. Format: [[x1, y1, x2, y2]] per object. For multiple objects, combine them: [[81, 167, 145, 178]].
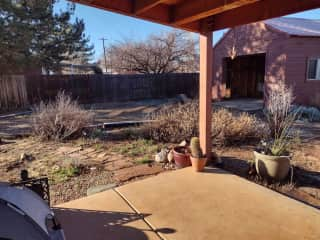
[[20, 153, 34, 162], [167, 150, 174, 163], [179, 140, 187, 147], [155, 148, 169, 163], [86, 183, 117, 196]]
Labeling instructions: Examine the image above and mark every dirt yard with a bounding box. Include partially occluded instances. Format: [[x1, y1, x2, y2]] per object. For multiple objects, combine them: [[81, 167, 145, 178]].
[[0, 98, 177, 138], [0, 99, 319, 209], [0, 137, 168, 205]]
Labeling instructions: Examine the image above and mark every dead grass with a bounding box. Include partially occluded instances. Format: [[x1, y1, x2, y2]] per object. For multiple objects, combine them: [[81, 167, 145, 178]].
[[111, 139, 162, 163], [145, 101, 198, 142], [144, 101, 266, 145]]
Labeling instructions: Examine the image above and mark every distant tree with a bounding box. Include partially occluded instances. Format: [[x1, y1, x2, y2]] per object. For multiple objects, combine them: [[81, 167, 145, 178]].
[[101, 31, 199, 74], [0, 0, 94, 74]]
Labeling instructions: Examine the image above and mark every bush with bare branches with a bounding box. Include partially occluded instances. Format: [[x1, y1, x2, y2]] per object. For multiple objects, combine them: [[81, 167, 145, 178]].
[[262, 82, 300, 156], [211, 108, 265, 146], [265, 82, 294, 139], [31, 91, 94, 141], [144, 101, 265, 145], [145, 102, 199, 142]]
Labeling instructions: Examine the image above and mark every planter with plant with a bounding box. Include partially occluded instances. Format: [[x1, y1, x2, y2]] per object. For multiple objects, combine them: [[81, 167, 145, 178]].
[[173, 146, 191, 168], [190, 137, 207, 172], [254, 83, 300, 181]]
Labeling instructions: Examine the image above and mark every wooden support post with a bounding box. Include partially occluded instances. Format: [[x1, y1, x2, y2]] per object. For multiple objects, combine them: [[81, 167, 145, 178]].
[[199, 31, 213, 160]]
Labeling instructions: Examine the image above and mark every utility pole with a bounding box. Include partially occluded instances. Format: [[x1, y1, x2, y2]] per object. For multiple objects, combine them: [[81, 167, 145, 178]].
[[100, 38, 108, 73]]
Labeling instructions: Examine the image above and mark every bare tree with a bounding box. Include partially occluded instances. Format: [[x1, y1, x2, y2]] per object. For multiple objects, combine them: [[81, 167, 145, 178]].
[[100, 31, 199, 74]]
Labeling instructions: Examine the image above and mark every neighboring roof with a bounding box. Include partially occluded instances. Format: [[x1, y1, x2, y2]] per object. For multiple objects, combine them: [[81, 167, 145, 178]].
[[265, 17, 320, 37], [214, 17, 320, 48]]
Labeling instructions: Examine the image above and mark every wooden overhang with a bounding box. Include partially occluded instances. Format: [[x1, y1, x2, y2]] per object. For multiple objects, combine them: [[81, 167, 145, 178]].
[[71, 0, 320, 33]]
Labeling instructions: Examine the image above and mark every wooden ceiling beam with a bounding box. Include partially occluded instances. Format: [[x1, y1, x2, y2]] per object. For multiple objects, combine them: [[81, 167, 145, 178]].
[[72, 0, 132, 15], [70, 0, 200, 32], [172, 0, 259, 26], [203, 0, 320, 31], [134, 0, 168, 15]]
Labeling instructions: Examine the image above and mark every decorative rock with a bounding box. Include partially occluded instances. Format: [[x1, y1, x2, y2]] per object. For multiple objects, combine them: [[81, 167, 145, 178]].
[[52, 165, 61, 172], [20, 153, 34, 162], [167, 150, 174, 163], [20, 153, 27, 161], [90, 166, 97, 171], [179, 140, 187, 147], [155, 148, 169, 163], [86, 183, 117, 196]]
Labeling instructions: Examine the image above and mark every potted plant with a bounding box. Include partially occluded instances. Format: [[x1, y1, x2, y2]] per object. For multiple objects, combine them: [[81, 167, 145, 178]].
[[173, 146, 191, 168], [254, 83, 299, 181], [190, 137, 207, 172]]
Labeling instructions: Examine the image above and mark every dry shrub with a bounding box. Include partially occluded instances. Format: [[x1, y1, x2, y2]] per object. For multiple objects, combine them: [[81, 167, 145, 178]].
[[263, 82, 300, 155], [32, 91, 94, 141], [145, 101, 198, 142], [265, 82, 294, 139], [212, 108, 265, 146], [144, 101, 265, 145]]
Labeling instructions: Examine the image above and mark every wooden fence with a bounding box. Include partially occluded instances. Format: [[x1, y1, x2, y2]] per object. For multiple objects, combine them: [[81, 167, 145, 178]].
[[1, 73, 199, 111], [0, 75, 28, 112]]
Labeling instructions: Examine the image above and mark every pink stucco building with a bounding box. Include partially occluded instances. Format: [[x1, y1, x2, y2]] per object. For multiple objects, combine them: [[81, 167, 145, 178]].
[[213, 17, 320, 107]]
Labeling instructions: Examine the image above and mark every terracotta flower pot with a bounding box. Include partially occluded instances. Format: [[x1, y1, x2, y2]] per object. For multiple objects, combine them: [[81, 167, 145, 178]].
[[190, 156, 207, 172], [173, 146, 191, 169], [253, 151, 290, 181]]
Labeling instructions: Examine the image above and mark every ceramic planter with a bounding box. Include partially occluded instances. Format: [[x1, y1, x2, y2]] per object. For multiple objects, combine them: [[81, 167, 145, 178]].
[[190, 156, 207, 172], [253, 151, 290, 181], [173, 146, 191, 168]]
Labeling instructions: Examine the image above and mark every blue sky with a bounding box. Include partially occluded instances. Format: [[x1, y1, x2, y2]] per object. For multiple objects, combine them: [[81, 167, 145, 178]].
[[54, 1, 320, 61]]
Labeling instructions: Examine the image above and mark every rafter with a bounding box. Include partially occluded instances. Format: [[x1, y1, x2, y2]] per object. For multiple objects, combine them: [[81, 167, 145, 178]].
[[71, 0, 200, 32], [134, 0, 167, 15], [172, 0, 259, 26], [203, 0, 320, 31]]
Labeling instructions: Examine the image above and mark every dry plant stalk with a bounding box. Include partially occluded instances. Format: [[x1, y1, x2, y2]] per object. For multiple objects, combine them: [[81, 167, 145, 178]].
[[32, 91, 94, 141], [266, 82, 294, 139], [264, 82, 300, 155]]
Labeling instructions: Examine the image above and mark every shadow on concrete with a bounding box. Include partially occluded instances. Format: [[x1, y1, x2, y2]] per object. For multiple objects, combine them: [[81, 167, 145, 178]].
[[220, 156, 252, 177], [294, 167, 320, 190], [202, 167, 231, 174], [54, 207, 175, 240]]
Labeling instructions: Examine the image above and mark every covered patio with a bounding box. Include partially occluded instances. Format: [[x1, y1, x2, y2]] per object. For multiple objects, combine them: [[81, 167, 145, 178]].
[[70, 0, 320, 159], [56, 0, 320, 239], [56, 167, 320, 240]]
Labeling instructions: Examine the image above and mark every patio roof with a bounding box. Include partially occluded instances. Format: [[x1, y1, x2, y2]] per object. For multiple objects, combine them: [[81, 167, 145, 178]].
[[71, 0, 320, 33]]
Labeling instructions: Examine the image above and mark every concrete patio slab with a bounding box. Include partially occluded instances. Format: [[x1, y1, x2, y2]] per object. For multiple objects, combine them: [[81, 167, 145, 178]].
[[117, 167, 320, 240], [54, 189, 160, 240]]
